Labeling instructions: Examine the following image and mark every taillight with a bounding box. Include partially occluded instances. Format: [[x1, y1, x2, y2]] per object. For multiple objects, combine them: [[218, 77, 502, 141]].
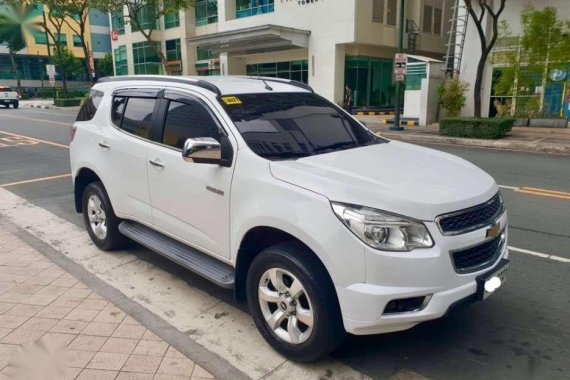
[[70, 126, 77, 142]]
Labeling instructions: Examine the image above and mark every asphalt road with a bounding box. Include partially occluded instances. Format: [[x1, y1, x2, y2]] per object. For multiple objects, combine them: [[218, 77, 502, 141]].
[[0, 107, 569, 380]]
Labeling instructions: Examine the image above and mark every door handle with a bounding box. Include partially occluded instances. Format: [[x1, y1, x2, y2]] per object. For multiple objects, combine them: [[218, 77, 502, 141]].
[[98, 141, 111, 149], [149, 159, 165, 168]]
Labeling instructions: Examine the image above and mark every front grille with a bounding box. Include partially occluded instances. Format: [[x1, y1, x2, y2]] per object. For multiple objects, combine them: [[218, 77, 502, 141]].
[[451, 233, 505, 274], [437, 193, 503, 235]]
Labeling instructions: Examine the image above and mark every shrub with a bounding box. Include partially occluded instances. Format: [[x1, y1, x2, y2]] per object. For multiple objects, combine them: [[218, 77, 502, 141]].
[[54, 98, 82, 107], [440, 118, 515, 139], [438, 77, 470, 117]]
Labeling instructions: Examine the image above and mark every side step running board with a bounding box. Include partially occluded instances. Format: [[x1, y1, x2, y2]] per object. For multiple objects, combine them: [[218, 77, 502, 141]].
[[119, 221, 235, 289]]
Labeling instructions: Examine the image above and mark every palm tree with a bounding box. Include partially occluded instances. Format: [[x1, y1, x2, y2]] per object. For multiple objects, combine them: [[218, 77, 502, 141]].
[[0, 1, 31, 94]]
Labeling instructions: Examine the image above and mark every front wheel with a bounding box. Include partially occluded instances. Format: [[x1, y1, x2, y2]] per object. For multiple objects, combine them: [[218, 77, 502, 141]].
[[81, 182, 126, 250], [246, 242, 345, 362]]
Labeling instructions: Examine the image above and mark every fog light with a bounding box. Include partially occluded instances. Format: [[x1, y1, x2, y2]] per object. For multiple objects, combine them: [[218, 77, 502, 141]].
[[384, 295, 431, 314], [484, 276, 502, 293]]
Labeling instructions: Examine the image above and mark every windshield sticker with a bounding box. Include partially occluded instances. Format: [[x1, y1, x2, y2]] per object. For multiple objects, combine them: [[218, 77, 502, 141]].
[[221, 96, 242, 105]]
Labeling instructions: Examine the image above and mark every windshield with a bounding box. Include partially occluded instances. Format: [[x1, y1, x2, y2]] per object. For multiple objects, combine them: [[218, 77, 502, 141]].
[[219, 92, 385, 159]]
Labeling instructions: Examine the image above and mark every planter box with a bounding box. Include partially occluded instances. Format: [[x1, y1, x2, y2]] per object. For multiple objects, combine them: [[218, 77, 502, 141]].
[[440, 118, 515, 139], [527, 118, 568, 128]]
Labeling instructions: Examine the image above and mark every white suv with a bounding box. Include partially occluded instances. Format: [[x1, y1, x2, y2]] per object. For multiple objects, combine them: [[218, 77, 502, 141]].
[[70, 76, 509, 362]]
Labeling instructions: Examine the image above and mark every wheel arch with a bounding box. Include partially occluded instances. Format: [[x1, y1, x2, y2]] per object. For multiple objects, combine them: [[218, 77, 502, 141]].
[[234, 226, 337, 306], [74, 167, 103, 213]]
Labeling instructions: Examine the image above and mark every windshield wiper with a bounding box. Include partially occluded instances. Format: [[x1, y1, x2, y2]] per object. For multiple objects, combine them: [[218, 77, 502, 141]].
[[312, 141, 359, 154]]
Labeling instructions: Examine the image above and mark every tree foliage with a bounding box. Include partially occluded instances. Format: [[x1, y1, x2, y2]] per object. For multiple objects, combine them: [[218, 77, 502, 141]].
[[97, 52, 114, 77], [439, 77, 470, 118]]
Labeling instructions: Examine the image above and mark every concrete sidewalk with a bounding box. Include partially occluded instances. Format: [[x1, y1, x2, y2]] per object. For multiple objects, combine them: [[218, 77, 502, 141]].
[[0, 225, 215, 380], [356, 115, 570, 155]]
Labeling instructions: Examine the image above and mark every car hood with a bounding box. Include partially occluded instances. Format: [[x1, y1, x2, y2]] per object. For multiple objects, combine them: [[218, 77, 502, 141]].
[[269, 141, 498, 221]]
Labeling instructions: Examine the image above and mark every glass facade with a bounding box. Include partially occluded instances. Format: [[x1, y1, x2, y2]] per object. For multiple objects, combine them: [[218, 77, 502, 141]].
[[164, 3, 180, 29], [165, 39, 182, 76], [344, 56, 395, 108], [196, 48, 220, 76], [246, 60, 308, 83], [195, 0, 218, 26], [236, 0, 274, 19], [131, 4, 159, 32], [133, 41, 162, 75], [111, 10, 125, 35], [114, 45, 128, 76], [0, 55, 45, 80]]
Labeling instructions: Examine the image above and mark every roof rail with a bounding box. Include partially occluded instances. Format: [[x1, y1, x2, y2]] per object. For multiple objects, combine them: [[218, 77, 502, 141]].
[[242, 76, 314, 93], [97, 76, 222, 96]]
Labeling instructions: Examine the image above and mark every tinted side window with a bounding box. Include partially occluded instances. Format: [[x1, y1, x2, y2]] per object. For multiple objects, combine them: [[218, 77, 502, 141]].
[[76, 89, 104, 121], [111, 96, 127, 126], [121, 97, 156, 139], [162, 100, 221, 149]]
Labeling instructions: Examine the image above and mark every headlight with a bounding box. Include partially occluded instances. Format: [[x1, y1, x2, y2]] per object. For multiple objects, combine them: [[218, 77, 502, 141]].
[[331, 202, 434, 251]]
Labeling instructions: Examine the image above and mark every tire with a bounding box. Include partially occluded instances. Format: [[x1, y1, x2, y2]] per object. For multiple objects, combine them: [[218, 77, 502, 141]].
[[81, 181, 126, 250], [13, 102, 18, 109], [246, 242, 345, 362]]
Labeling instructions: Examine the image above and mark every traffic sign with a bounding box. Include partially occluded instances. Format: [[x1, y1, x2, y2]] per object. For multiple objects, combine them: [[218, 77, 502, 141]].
[[46, 64, 55, 76], [394, 53, 408, 75]]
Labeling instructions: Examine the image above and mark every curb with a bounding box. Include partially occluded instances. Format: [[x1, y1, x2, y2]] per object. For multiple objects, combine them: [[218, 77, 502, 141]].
[[380, 119, 420, 127], [377, 132, 570, 155], [23, 104, 52, 109], [355, 111, 396, 116]]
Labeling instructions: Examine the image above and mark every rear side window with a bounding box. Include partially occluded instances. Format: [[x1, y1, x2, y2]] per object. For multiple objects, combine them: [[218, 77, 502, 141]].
[[76, 89, 104, 121], [120, 97, 156, 139], [111, 96, 127, 126], [162, 100, 221, 149]]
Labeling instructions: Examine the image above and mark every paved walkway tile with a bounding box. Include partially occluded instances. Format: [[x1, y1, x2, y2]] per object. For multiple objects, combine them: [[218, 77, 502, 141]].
[[0, 226, 216, 380]]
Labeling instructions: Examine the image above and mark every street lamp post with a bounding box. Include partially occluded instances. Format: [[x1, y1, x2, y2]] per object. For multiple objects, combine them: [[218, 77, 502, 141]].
[[390, 0, 406, 131]]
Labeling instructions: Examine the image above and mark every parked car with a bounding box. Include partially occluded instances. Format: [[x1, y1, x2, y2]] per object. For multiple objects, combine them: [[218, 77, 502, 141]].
[[0, 86, 20, 108], [70, 76, 509, 362]]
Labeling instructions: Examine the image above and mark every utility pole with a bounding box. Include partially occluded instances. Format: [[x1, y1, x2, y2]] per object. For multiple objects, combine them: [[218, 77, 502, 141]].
[[390, 0, 406, 131]]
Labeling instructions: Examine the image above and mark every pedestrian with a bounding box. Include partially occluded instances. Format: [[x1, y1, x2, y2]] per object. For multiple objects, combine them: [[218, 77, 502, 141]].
[[343, 84, 353, 114]]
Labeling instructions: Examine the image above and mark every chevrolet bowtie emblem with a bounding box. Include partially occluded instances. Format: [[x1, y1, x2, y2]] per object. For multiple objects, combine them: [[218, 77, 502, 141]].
[[486, 223, 501, 239]]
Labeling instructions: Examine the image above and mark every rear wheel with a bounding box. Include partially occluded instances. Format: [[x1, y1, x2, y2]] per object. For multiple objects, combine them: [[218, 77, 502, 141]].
[[246, 242, 345, 362], [13, 102, 18, 109], [82, 182, 126, 250]]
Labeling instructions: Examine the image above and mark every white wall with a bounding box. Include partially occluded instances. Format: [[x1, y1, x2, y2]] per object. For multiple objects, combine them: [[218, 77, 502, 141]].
[[459, 0, 570, 116]]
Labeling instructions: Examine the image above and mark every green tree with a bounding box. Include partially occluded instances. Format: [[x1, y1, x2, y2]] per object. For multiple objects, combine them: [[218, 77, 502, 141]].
[[0, 1, 36, 93], [97, 0, 194, 73], [97, 52, 114, 77], [52, 47, 83, 97]]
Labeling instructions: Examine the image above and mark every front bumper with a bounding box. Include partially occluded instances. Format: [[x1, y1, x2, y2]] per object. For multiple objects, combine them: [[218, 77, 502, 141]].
[[336, 211, 509, 335]]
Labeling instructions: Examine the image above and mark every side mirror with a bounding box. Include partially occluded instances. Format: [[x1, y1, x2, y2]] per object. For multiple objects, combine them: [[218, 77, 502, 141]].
[[182, 136, 233, 167]]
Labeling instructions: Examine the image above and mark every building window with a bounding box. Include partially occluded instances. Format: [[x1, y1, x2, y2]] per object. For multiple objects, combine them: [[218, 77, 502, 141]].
[[164, 1, 180, 29], [372, 0, 384, 23], [195, 0, 218, 26], [133, 41, 162, 75], [114, 45, 128, 75], [165, 39, 182, 76], [32, 30, 48, 45], [424, 0, 443, 34], [73, 35, 82, 48], [236, 0, 274, 19], [111, 10, 125, 35], [195, 48, 220, 76], [423, 5, 432, 33], [386, 0, 397, 26], [433, 7, 442, 35], [246, 60, 308, 83], [345, 55, 396, 108], [54, 33, 67, 46], [131, 4, 159, 32]]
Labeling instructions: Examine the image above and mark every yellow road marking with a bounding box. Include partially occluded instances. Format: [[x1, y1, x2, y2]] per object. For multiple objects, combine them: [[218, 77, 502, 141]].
[[517, 187, 570, 197], [515, 188, 570, 200], [0, 113, 72, 127], [0, 173, 71, 188], [0, 130, 69, 149]]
